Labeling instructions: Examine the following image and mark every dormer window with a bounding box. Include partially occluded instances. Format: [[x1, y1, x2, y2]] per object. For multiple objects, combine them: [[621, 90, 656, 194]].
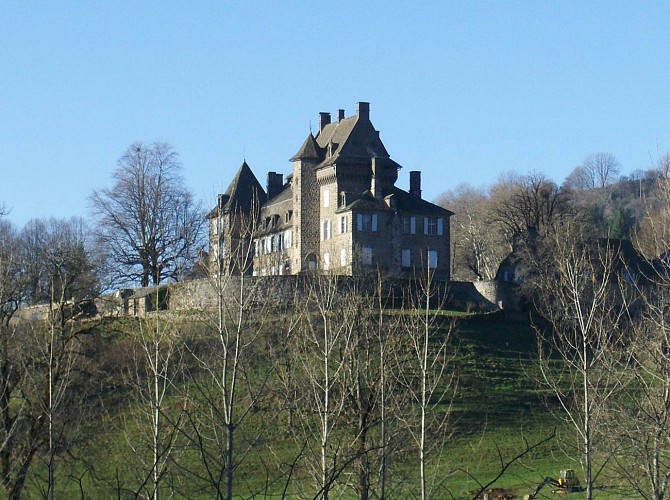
[[285, 210, 293, 223]]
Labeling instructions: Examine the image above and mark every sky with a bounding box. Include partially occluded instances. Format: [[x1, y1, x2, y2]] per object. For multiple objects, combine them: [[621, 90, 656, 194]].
[[2, 1, 670, 228]]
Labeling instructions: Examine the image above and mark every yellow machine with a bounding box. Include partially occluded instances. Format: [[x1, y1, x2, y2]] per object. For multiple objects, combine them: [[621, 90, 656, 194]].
[[557, 469, 580, 489], [524, 469, 581, 499]]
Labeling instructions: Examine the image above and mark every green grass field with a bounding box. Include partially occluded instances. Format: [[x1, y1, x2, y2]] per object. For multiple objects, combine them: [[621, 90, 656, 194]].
[[20, 310, 636, 499]]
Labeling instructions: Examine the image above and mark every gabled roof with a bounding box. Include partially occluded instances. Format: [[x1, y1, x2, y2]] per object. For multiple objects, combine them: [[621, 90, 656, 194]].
[[315, 113, 389, 163], [290, 108, 392, 168], [216, 161, 267, 215]]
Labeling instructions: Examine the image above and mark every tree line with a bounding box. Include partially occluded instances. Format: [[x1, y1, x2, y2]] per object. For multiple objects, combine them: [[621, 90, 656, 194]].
[[437, 151, 670, 282]]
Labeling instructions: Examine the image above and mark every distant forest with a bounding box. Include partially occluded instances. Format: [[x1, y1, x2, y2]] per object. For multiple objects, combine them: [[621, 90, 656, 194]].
[[436, 151, 670, 281]]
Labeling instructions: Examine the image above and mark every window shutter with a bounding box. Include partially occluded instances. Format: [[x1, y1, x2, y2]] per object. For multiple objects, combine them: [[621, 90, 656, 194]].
[[402, 249, 411, 267], [371, 214, 378, 232], [437, 218, 443, 236], [424, 217, 429, 235], [357, 214, 363, 231], [410, 216, 416, 234]]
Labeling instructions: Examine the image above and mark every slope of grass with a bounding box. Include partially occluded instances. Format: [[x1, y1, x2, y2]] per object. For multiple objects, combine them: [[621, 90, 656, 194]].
[[21, 310, 631, 499]]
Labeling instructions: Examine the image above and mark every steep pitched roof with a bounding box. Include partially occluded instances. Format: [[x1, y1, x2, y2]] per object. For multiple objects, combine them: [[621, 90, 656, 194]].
[[314, 113, 390, 166], [221, 161, 267, 214], [290, 133, 323, 161]]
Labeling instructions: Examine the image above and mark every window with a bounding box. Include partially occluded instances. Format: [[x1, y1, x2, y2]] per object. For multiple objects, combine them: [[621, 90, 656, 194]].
[[406, 216, 416, 234], [424, 217, 444, 236], [285, 210, 292, 223], [427, 250, 437, 269], [362, 246, 373, 265], [323, 253, 330, 270], [339, 215, 348, 234], [340, 192, 347, 207], [284, 229, 292, 248], [321, 220, 332, 240], [402, 248, 411, 267], [356, 213, 378, 232], [323, 188, 330, 208], [340, 248, 347, 266]]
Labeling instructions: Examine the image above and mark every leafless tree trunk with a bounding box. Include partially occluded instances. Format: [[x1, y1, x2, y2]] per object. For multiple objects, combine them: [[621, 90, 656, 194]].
[[181, 206, 280, 499], [526, 223, 630, 500], [436, 184, 507, 281], [608, 288, 670, 500], [284, 273, 363, 499], [0, 217, 101, 499], [397, 268, 456, 500], [90, 142, 205, 288], [123, 309, 185, 500]]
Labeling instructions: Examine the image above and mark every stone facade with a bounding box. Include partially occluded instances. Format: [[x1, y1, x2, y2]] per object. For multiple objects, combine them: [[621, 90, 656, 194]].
[[210, 102, 453, 280]]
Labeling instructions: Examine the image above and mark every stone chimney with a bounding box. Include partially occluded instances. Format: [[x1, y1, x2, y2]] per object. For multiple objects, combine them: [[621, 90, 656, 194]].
[[338, 109, 345, 121], [357, 102, 370, 120], [267, 172, 284, 200], [319, 112, 331, 131], [371, 158, 381, 198], [409, 171, 422, 198]]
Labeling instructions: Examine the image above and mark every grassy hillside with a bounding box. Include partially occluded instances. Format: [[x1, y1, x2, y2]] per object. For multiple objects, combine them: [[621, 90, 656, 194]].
[[20, 310, 631, 499]]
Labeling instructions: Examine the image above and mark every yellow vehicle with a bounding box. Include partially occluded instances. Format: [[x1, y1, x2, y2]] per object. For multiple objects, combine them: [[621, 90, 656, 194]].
[[524, 469, 581, 499], [558, 468, 580, 489]]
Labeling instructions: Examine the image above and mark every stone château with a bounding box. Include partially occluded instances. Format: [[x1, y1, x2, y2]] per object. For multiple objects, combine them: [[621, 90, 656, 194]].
[[209, 102, 453, 280]]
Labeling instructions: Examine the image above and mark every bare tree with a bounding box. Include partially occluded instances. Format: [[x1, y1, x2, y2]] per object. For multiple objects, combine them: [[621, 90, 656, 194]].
[[180, 207, 282, 499], [436, 184, 507, 280], [122, 311, 185, 500], [525, 223, 631, 500], [582, 152, 621, 189], [635, 159, 670, 260], [607, 287, 670, 500], [0, 218, 101, 499], [490, 171, 573, 243], [90, 142, 205, 287], [397, 269, 456, 500], [284, 273, 364, 499]]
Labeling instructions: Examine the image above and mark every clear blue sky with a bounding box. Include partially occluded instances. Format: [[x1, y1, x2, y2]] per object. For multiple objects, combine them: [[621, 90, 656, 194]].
[[3, 2, 670, 228]]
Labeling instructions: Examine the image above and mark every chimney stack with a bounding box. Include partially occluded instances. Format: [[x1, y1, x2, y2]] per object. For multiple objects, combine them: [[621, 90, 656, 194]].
[[338, 109, 345, 121], [319, 112, 331, 131], [409, 171, 422, 198], [267, 172, 284, 200], [356, 102, 370, 120], [371, 158, 381, 198]]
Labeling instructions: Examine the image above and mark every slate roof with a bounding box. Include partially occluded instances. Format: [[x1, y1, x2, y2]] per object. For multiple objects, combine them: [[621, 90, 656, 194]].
[[290, 133, 322, 161], [210, 161, 267, 218], [338, 188, 453, 216], [387, 187, 454, 216], [290, 110, 391, 167]]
